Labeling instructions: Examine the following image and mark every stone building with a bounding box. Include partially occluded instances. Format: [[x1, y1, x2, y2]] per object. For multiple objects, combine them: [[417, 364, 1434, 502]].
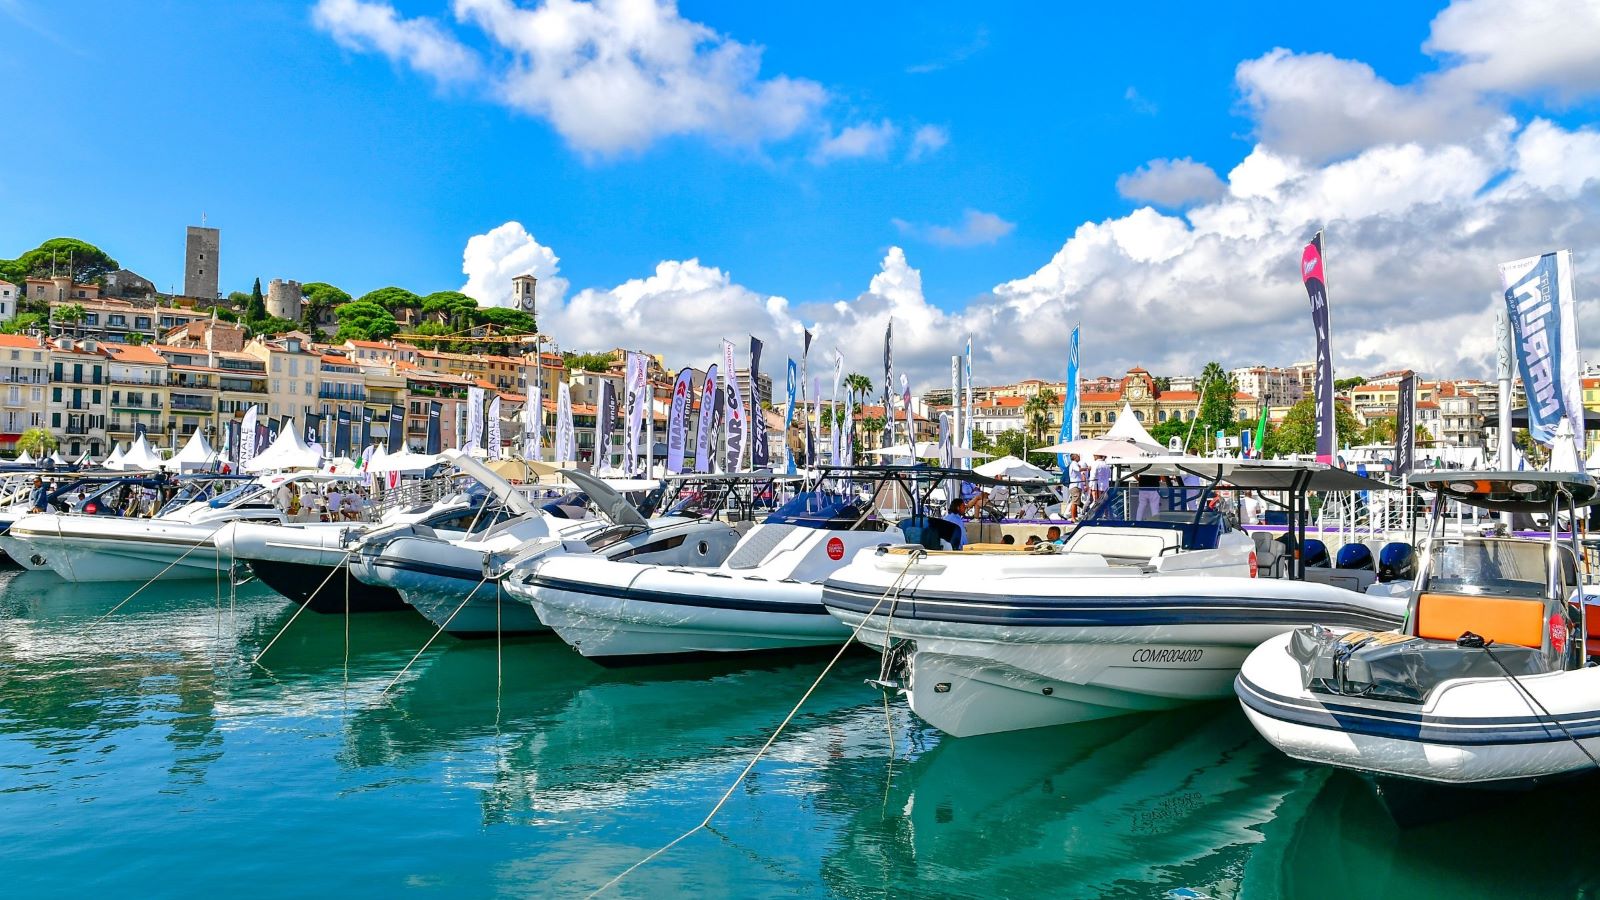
[[265, 278, 303, 322], [184, 225, 220, 299]]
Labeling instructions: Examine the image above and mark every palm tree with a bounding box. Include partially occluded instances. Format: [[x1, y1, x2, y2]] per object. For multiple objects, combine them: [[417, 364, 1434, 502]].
[[1024, 388, 1058, 443], [843, 373, 872, 416]]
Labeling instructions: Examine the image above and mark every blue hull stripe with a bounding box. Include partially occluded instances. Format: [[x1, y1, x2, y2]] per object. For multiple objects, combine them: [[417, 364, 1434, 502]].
[[1236, 674, 1600, 745], [529, 574, 829, 616], [821, 582, 1402, 630]]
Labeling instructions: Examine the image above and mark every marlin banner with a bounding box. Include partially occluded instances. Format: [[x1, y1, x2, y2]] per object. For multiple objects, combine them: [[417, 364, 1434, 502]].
[[555, 381, 574, 462], [597, 380, 618, 473], [360, 405, 373, 453], [425, 402, 442, 454], [749, 337, 769, 469], [667, 367, 692, 473], [1059, 325, 1080, 471], [1301, 231, 1336, 463], [335, 408, 352, 458], [1395, 372, 1417, 476], [722, 340, 746, 472], [695, 363, 719, 473], [466, 386, 485, 451], [784, 359, 798, 474], [1500, 250, 1583, 448], [624, 351, 646, 472]]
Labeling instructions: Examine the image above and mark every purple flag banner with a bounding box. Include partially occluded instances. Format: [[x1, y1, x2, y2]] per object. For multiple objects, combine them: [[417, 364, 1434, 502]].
[[1301, 231, 1335, 463]]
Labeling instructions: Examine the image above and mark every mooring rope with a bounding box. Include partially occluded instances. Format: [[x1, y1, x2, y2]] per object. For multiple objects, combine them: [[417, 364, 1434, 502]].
[[92, 521, 231, 625], [587, 549, 925, 898], [376, 572, 493, 699], [251, 544, 359, 667]]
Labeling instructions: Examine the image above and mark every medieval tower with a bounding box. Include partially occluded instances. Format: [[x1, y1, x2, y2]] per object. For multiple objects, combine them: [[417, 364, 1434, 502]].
[[266, 278, 303, 321], [184, 225, 220, 298]]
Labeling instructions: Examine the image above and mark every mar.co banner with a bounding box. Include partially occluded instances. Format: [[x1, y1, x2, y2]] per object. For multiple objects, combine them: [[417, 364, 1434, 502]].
[[695, 363, 719, 474], [666, 367, 692, 474], [1301, 231, 1336, 463], [1500, 250, 1584, 449], [722, 340, 746, 472], [1395, 372, 1416, 476]]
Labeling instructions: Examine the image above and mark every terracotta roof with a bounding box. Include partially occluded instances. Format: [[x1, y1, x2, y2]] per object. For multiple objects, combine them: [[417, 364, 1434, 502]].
[[0, 333, 41, 349], [109, 344, 166, 365]]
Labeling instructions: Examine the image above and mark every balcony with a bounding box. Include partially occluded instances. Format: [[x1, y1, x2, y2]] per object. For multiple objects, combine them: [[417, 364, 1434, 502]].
[[170, 398, 214, 413], [0, 374, 46, 384], [110, 375, 164, 386], [55, 375, 106, 386], [318, 388, 368, 402]]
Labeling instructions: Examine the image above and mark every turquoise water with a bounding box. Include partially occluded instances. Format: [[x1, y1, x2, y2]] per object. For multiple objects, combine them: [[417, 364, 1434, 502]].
[[3, 568, 1600, 899]]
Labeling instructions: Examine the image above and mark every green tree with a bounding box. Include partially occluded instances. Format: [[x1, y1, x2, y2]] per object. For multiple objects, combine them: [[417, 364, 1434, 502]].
[[301, 282, 351, 331], [1148, 415, 1190, 449], [1334, 376, 1368, 392], [358, 286, 423, 311], [248, 316, 298, 337], [16, 427, 57, 457], [473, 305, 536, 333], [212, 307, 238, 323], [420, 290, 477, 322], [0, 312, 44, 335], [0, 237, 120, 286], [1195, 362, 1237, 450], [335, 300, 399, 342], [1023, 388, 1059, 443], [1361, 417, 1397, 445], [125, 331, 145, 346], [247, 278, 267, 322], [986, 428, 1055, 469], [1274, 399, 1363, 455], [567, 351, 619, 373]]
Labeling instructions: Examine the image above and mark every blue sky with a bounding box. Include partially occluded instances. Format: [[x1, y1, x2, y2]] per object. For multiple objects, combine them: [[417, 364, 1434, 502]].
[[2, 0, 1598, 386]]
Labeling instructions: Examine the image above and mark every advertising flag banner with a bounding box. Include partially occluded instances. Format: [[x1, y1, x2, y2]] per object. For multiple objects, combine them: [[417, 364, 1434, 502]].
[[1395, 373, 1417, 476], [597, 380, 618, 473], [1301, 231, 1336, 463], [389, 403, 405, 450], [426, 402, 442, 454], [239, 405, 259, 470], [360, 405, 373, 452], [466, 386, 485, 451], [900, 373, 913, 453], [525, 387, 542, 461], [963, 337, 973, 453], [555, 381, 574, 462], [695, 363, 719, 473], [1500, 250, 1584, 449], [304, 413, 321, 450], [624, 352, 646, 473], [486, 396, 502, 459], [666, 367, 693, 474], [722, 340, 746, 472], [830, 351, 844, 465], [268, 417, 281, 444], [883, 321, 895, 450], [1059, 325, 1080, 471], [784, 359, 798, 474], [450, 400, 460, 451], [335, 408, 352, 458], [1253, 406, 1269, 460], [749, 337, 769, 469], [809, 376, 821, 464], [226, 420, 241, 466]]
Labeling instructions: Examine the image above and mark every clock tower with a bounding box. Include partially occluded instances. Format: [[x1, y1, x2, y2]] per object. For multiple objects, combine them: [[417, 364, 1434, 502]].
[[512, 274, 538, 317]]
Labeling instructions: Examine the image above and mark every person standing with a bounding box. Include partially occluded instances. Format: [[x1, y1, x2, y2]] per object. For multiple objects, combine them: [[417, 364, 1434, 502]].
[[29, 476, 47, 513], [1090, 454, 1112, 509], [1065, 453, 1087, 519]]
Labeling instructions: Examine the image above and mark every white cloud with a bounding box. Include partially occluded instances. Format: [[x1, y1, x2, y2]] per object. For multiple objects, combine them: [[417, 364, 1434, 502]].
[[907, 124, 949, 161], [892, 209, 1015, 247], [1426, 0, 1600, 99], [315, 0, 829, 157], [811, 120, 898, 163], [1115, 157, 1227, 206], [312, 0, 480, 83], [459, 221, 569, 309], [1124, 86, 1157, 115]]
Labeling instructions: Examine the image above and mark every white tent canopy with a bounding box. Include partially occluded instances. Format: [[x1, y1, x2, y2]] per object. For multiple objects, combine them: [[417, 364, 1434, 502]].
[[15, 450, 35, 466], [1103, 401, 1162, 447], [102, 443, 125, 470], [46, 451, 66, 466], [366, 445, 440, 474], [116, 434, 166, 471], [171, 430, 218, 471], [974, 454, 1053, 481], [244, 425, 322, 472]]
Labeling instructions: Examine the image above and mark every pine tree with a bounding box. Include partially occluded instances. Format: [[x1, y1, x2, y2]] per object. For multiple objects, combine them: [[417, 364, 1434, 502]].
[[247, 277, 267, 322]]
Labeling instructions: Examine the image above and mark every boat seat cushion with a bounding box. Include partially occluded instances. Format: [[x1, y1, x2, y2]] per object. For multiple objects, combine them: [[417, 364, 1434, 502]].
[[1064, 527, 1178, 561], [1415, 592, 1545, 649]]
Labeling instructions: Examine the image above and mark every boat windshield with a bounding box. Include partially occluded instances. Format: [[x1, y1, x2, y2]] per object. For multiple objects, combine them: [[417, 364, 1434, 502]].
[[208, 481, 266, 509], [1080, 485, 1225, 549], [584, 523, 649, 551], [1424, 539, 1551, 597], [765, 490, 866, 529]]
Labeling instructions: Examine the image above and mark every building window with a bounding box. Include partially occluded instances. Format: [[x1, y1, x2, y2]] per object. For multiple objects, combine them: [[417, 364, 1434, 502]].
[[1093, 412, 1102, 424], [1134, 411, 1145, 422]]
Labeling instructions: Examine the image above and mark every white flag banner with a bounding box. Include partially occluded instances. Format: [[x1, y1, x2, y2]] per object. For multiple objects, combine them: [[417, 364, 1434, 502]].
[[555, 381, 575, 462], [466, 386, 485, 451], [624, 351, 646, 473], [486, 395, 502, 459], [695, 363, 719, 474], [722, 340, 747, 472], [239, 405, 259, 471], [525, 384, 542, 461]]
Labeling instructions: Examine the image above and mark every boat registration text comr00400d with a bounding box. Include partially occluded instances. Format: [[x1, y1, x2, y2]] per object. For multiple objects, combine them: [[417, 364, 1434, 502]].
[[1132, 648, 1204, 663]]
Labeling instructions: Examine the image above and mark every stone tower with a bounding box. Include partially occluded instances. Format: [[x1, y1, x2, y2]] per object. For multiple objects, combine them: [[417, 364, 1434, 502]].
[[184, 225, 220, 298], [266, 278, 303, 321], [512, 274, 537, 319]]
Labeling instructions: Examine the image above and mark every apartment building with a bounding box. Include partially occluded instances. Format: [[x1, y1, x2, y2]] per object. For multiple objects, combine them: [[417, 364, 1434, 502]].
[[0, 333, 47, 452], [46, 337, 112, 458], [107, 344, 168, 449]]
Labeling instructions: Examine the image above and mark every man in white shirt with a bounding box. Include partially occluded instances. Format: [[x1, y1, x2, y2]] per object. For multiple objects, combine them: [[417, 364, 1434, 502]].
[[1065, 453, 1087, 518], [326, 488, 343, 520], [1090, 455, 1111, 508]]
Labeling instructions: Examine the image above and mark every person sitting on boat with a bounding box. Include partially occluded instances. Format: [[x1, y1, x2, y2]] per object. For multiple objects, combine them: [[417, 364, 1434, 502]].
[[1045, 525, 1063, 545], [940, 499, 969, 550], [1066, 453, 1087, 519]]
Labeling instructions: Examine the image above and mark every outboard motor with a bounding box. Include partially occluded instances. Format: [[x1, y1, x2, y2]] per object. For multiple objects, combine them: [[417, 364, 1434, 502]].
[[1302, 539, 1330, 568], [1377, 542, 1417, 583], [1336, 543, 1375, 571]]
